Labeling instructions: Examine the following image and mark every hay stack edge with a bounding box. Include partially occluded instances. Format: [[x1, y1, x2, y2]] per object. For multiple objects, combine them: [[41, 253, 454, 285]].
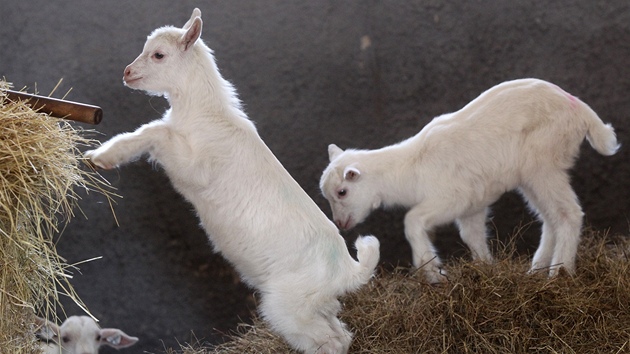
[[0, 80, 113, 353], [166, 230, 629, 354]]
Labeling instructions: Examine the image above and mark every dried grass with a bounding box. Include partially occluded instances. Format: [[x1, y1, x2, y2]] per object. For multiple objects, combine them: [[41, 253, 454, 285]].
[[166, 230, 630, 354], [0, 80, 116, 353]]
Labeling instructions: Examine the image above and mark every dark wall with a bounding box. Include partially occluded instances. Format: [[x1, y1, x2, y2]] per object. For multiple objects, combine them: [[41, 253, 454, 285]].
[[2, 1, 628, 352]]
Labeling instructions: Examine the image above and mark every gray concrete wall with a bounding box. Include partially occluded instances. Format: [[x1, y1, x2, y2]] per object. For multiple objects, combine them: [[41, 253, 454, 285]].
[[2, 1, 629, 352]]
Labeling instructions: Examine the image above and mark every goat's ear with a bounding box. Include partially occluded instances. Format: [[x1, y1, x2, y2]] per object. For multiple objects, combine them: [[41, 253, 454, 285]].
[[100, 328, 139, 349], [180, 16, 202, 51], [343, 166, 361, 181], [328, 144, 344, 161], [183, 8, 202, 30], [34, 317, 60, 343]]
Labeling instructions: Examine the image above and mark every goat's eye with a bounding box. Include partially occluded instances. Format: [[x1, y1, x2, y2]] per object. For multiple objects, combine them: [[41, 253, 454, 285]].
[[62, 336, 70, 343], [337, 189, 347, 198], [153, 52, 164, 60], [96, 334, 101, 341]]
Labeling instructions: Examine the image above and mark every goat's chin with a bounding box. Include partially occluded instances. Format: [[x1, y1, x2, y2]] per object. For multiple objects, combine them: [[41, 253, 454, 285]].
[[123, 77, 141, 87], [124, 82, 164, 97], [144, 89, 166, 97], [124, 79, 160, 94]]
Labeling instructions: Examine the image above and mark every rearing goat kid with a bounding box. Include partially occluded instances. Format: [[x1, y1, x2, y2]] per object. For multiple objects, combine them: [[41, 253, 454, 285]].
[[85, 9, 379, 354], [321, 78, 618, 284]]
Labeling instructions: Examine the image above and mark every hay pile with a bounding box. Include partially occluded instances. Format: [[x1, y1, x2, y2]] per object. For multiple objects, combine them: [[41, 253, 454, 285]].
[[167, 230, 629, 354], [0, 81, 114, 353]]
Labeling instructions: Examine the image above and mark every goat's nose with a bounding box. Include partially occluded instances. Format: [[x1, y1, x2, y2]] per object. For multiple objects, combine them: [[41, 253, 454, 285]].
[[335, 220, 343, 229], [123, 66, 132, 78]]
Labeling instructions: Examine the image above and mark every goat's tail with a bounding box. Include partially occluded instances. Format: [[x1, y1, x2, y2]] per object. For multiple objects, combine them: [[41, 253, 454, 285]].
[[351, 235, 380, 286], [582, 104, 620, 156]]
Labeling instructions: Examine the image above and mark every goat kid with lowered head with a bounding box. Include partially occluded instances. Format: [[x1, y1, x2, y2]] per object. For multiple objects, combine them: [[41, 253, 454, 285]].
[[320, 78, 618, 284], [35, 316, 137, 354], [85, 8, 379, 354]]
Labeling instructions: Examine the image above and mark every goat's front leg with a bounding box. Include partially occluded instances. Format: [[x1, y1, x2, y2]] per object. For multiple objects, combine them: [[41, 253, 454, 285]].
[[85, 120, 170, 170], [404, 207, 445, 284], [456, 208, 493, 262]]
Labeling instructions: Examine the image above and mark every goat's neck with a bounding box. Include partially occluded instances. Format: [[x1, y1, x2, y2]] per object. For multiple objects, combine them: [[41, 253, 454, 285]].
[[167, 59, 247, 126], [368, 144, 418, 207]]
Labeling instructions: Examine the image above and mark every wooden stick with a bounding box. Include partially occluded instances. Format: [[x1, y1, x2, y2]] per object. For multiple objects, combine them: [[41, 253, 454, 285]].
[[5, 90, 103, 125]]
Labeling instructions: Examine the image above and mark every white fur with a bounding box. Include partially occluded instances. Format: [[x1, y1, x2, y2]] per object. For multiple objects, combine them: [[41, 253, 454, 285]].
[[84, 8, 379, 354], [321, 78, 619, 283], [35, 316, 138, 354]]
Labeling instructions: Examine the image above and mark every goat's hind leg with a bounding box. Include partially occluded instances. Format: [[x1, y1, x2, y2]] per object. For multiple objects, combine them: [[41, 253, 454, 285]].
[[260, 291, 351, 354], [456, 208, 493, 262], [520, 172, 583, 276]]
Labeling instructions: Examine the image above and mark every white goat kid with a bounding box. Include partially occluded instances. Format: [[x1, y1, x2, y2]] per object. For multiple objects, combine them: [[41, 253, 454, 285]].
[[321, 78, 618, 283], [35, 316, 138, 354], [84, 9, 379, 354]]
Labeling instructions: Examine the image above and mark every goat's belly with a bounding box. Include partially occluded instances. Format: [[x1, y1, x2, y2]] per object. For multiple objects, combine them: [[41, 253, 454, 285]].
[[192, 192, 339, 283], [438, 176, 516, 216]]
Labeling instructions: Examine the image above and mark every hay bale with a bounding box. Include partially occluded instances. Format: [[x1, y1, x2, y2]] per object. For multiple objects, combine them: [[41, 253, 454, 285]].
[[167, 230, 630, 353], [0, 80, 115, 353]]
